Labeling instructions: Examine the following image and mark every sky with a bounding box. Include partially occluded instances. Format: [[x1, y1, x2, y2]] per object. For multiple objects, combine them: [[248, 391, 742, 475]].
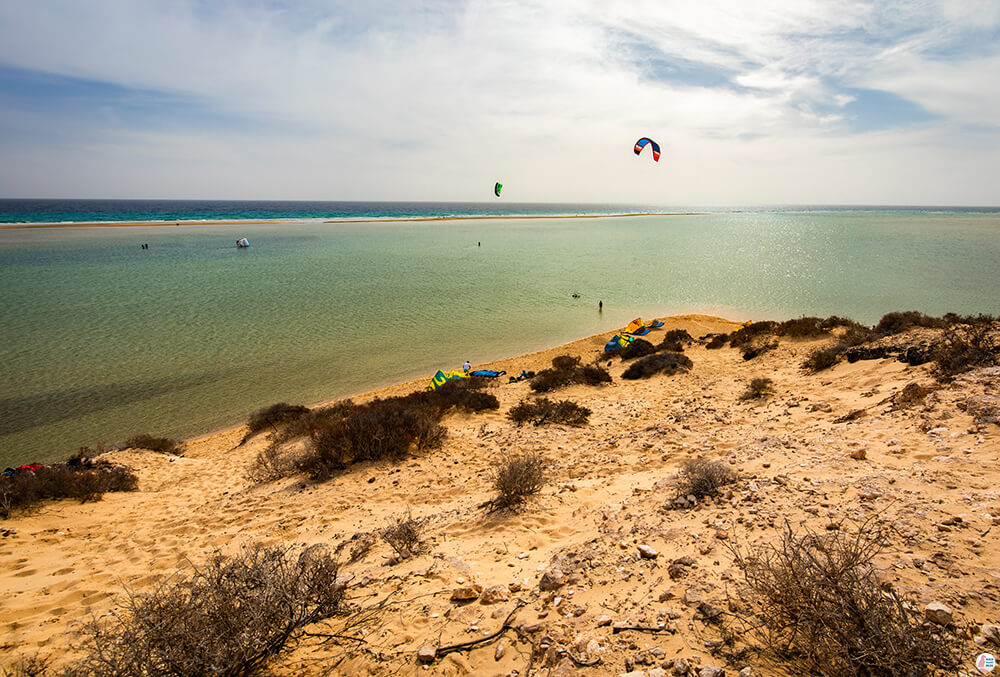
[[0, 0, 998, 205]]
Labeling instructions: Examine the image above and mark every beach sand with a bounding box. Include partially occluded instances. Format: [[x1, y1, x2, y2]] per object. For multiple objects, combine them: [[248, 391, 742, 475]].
[[1, 314, 998, 675]]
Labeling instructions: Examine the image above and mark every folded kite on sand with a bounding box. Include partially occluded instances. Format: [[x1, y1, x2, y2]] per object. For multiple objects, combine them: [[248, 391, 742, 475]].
[[470, 370, 506, 378]]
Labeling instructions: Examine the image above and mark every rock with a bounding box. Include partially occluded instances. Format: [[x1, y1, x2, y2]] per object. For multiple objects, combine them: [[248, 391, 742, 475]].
[[673, 658, 691, 675], [649, 669, 668, 677], [638, 544, 659, 559], [738, 669, 757, 677], [539, 567, 566, 591], [597, 615, 613, 627], [980, 623, 1000, 645], [697, 601, 724, 623], [416, 646, 436, 663], [923, 601, 953, 625], [450, 584, 482, 602], [849, 447, 867, 460], [494, 640, 505, 661], [807, 401, 832, 412], [480, 584, 510, 604], [682, 587, 704, 606], [618, 672, 647, 677], [699, 667, 725, 677]]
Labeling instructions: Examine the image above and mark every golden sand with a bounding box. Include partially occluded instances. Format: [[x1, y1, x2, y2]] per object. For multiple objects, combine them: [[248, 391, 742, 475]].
[[1, 314, 997, 674]]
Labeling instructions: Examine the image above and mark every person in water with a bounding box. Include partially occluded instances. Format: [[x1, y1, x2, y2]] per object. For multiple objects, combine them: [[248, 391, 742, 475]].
[[599, 300, 603, 311]]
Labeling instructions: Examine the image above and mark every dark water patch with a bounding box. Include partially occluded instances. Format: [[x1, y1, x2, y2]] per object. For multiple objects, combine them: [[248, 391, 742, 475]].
[[0, 373, 222, 436]]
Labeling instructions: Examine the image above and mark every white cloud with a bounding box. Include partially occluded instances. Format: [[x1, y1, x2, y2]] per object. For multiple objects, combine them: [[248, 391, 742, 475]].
[[0, 0, 997, 203]]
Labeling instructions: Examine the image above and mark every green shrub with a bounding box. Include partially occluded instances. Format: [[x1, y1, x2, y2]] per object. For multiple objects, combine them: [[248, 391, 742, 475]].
[[621, 352, 692, 379]]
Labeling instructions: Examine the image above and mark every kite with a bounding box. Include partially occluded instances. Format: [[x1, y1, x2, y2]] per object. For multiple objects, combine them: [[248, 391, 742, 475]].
[[494, 182, 503, 197], [633, 137, 660, 162]]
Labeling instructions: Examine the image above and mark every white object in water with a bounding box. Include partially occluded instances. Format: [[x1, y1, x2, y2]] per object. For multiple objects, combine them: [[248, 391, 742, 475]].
[[236, 237, 250, 248]]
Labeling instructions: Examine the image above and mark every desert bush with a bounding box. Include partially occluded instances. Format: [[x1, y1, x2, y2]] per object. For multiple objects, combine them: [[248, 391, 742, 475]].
[[3, 653, 52, 677], [704, 333, 728, 349], [729, 321, 779, 347], [932, 325, 998, 380], [507, 397, 591, 426], [530, 357, 610, 392], [299, 400, 445, 480], [776, 316, 829, 338], [245, 402, 310, 438], [874, 310, 946, 336], [839, 325, 876, 346], [742, 340, 778, 361], [663, 328, 694, 343], [404, 380, 500, 415], [942, 312, 996, 326], [621, 352, 693, 380], [246, 445, 302, 484], [802, 345, 845, 372], [551, 355, 581, 370], [528, 368, 575, 393], [658, 338, 686, 353], [489, 451, 546, 512], [729, 519, 960, 676], [675, 457, 736, 499], [120, 434, 183, 455], [68, 543, 345, 677], [380, 510, 422, 560], [1, 459, 138, 519], [620, 338, 658, 360], [819, 315, 860, 330], [740, 377, 774, 401]]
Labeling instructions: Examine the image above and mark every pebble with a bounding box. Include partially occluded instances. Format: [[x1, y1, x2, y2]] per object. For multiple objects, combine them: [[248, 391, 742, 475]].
[[638, 544, 659, 559], [416, 646, 436, 663], [923, 601, 953, 625]]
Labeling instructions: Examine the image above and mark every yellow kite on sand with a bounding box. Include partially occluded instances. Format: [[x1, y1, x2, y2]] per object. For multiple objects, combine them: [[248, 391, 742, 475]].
[[426, 369, 470, 391]]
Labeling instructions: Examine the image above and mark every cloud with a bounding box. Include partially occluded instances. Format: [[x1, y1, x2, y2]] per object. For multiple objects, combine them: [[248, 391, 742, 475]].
[[0, 0, 997, 204]]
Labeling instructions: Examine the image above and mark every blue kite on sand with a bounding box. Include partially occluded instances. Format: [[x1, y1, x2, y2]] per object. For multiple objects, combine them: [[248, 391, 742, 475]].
[[471, 369, 506, 378]]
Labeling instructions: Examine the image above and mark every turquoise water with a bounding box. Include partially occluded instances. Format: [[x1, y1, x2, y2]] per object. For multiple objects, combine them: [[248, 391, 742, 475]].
[[2, 209, 999, 465]]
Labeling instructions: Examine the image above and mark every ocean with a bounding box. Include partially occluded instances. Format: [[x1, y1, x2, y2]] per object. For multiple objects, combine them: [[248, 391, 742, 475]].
[[1, 200, 998, 465]]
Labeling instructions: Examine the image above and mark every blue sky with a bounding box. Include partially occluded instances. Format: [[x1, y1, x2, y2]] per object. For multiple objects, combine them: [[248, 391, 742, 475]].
[[0, 0, 998, 205]]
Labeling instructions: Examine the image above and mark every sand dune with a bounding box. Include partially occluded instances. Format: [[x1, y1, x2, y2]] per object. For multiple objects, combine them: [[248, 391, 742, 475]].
[[2, 314, 998, 675]]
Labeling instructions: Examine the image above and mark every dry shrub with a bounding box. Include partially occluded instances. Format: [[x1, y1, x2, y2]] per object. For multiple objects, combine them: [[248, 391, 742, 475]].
[[742, 340, 778, 361], [489, 451, 546, 512], [245, 444, 302, 483], [67, 544, 345, 677], [705, 333, 729, 349], [802, 345, 845, 372], [658, 339, 685, 353], [120, 434, 183, 455], [740, 377, 774, 401], [1, 459, 137, 519], [675, 457, 736, 499], [620, 338, 657, 360], [380, 510, 422, 560], [2, 652, 52, 677], [840, 325, 876, 347], [621, 352, 692, 380], [730, 321, 779, 348], [932, 324, 998, 380], [729, 519, 960, 676], [507, 397, 591, 426], [663, 328, 694, 343], [299, 400, 445, 480], [874, 310, 947, 336], [244, 402, 310, 440], [530, 355, 611, 392], [776, 316, 829, 338]]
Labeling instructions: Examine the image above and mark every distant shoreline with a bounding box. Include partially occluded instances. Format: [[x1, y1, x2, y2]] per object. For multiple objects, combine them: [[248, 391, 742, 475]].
[[0, 212, 702, 229]]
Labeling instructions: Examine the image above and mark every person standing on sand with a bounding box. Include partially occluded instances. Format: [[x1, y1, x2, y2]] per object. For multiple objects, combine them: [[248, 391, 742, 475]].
[[463, 360, 471, 373]]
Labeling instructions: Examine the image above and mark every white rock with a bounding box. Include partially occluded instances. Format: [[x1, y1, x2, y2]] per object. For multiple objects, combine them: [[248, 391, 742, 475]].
[[924, 601, 953, 625]]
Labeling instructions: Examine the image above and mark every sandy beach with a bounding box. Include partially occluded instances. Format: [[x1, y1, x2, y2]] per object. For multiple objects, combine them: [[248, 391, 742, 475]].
[[1, 314, 998, 675]]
